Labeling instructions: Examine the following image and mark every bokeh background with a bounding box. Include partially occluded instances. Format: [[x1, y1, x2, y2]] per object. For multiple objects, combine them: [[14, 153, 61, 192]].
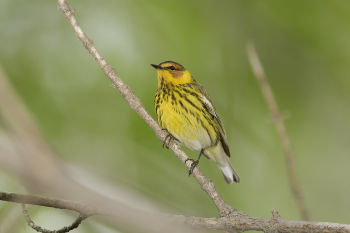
[[1, 0, 350, 232]]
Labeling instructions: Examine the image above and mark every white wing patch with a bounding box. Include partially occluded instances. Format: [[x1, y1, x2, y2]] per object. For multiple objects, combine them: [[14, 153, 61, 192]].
[[200, 92, 229, 151], [201, 95, 217, 118]]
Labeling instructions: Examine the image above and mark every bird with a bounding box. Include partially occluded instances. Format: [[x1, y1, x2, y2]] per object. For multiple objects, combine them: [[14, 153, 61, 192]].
[[151, 61, 240, 184]]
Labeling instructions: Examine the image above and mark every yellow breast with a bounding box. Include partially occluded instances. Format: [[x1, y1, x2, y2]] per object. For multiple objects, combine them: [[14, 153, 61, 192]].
[[155, 85, 218, 151]]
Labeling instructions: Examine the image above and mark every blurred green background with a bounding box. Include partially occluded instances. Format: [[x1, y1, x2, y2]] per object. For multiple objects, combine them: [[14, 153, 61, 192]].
[[1, 0, 350, 232]]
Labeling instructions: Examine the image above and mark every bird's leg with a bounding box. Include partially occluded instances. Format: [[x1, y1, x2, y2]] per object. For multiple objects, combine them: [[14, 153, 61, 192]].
[[185, 149, 203, 176], [161, 129, 175, 149]]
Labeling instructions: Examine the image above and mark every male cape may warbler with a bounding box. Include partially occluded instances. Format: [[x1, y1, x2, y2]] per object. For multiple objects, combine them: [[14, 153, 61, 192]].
[[152, 61, 240, 184]]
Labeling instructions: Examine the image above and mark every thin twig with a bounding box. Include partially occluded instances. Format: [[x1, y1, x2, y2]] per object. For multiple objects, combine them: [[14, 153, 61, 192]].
[[246, 43, 310, 220], [21, 204, 87, 233], [0, 192, 91, 233], [57, 0, 233, 217]]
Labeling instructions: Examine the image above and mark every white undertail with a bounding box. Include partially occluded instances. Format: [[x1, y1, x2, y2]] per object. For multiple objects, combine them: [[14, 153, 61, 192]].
[[204, 142, 240, 184]]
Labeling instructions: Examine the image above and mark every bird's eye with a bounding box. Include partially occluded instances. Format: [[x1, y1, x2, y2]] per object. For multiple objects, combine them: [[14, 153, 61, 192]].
[[169, 66, 175, 70]]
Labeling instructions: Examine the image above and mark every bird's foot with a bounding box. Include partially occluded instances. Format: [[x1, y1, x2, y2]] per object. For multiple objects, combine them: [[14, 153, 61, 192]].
[[162, 129, 175, 149], [185, 158, 200, 176]]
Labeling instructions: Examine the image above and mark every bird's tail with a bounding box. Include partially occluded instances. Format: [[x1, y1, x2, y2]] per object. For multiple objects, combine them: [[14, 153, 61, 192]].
[[217, 156, 240, 184], [205, 142, 240, 184]]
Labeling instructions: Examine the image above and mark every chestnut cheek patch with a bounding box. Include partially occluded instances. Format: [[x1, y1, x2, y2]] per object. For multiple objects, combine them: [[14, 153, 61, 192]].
[[170, 70, 183, 78]]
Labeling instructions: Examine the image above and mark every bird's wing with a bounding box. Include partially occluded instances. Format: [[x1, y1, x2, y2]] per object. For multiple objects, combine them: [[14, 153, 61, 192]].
[[195, 83, 231, 157]]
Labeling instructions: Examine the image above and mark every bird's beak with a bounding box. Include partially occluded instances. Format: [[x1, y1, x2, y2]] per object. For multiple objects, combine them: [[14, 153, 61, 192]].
[[151, 64, 161, 69]]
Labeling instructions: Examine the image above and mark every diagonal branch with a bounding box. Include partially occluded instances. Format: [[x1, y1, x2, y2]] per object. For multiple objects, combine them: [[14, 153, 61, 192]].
[[57, 0, 233, 217], [246, 43, 310, 220]]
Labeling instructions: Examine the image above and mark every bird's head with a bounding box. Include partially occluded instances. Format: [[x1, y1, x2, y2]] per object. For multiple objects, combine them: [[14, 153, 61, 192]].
[[151, 61, 193, 87]]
